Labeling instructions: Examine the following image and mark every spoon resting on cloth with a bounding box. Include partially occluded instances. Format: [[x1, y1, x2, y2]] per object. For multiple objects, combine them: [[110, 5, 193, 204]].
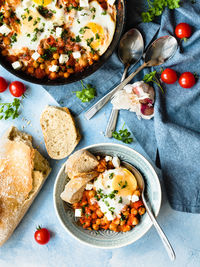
[[84, 35, 178, 120]]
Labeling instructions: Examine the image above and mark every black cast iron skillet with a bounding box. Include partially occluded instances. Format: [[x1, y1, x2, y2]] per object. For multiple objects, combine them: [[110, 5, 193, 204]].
[[0, 0, 126, 86]]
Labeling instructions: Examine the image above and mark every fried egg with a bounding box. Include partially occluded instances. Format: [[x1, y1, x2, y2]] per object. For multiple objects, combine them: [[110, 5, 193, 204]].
[[70, 1, 116, 55], [93, 166, 138, 221], [9, 0, 65, 54]]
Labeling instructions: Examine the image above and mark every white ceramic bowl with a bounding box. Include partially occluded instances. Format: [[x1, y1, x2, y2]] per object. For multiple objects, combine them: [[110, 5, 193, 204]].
[[54, 143, 162, 248]]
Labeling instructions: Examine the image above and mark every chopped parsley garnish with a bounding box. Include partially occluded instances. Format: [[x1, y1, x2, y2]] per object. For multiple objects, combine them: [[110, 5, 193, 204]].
[[31, 27, 44, 42], [0, 98, 21, 120], [92, 14, 95, 19], [66, 6, 83, 12], [41, 49, 52, 60], [112, 123, 133, 144], [74, 80, 96, 103], [104, 201, 110, 207], [26, 33, 31, 37], [28, 15, 33, 21], [101, 10, 107, 15], [21, 14, 26, 20], [24, 8, 30, 14], [0, 12, 4, 24], [108, 190, 118, 199], [121, 181, 128, 189], [61, 29, 68, 40], [108, 207, 115, 215], [95, 33, 100, 39], [48, 46, 57, 52], [77, 19, 80, 24], [120, 213, 126, 221], [10, 33, 17, 44], [75, 35, 81, 42], [118, 197, 123, 204], [90, 7, 96, 13], [109, 173, 114, 179], [79, 26, 90, 34]]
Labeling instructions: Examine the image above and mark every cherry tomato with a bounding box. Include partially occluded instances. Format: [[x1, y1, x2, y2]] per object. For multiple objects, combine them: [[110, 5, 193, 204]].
[[34, 226, 50, 245], [175, 23, 192, 39], [179, 72, 196, 88], [161, 68, 178, 84], [0, 77, 8, 93], [9, 81, 26, 97]]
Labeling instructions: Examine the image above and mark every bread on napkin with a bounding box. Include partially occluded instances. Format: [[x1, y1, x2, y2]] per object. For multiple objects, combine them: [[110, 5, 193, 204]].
[[40, 106, 81, 160], [0, 126, 51, 246]]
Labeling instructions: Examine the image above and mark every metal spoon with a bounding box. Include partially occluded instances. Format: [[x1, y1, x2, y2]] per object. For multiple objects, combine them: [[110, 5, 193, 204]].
[[85, 35, 178, 120], [122, 161, 176, 261], [105, 28, 144, 138]]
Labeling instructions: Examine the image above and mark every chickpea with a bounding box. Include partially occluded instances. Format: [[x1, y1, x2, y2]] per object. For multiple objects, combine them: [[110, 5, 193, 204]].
[[113, 218, 120, 225], [40, 64, 45, 70], [51, 59, 58, 65], [1, 49, 8, 56], [3, 37, 10, 45], [132, 217, 139, 226], [109, 223, 117, 232], [27, 67, 34, 74], [49, 72, 57, 80], [80, 201, 87, 207], [79, 58, 88, 67], [122, 210, 129, 216], [64, 72, 70, 78], [91, 213, 97, 219], [88, 58, 93, 65], [131, 208, 138, 216], [33, 61, 39, 68], [83, 220, 91, 228], [53, 53, 60, 60], [88, 190, 95, 198], [122, 225, 131, 232], [58, 71, 64, 77], [96, 219, 101, 225], [138, 207, 146, 216], [45, 68, 50, 75], [38, 47, 44, 55], [96, 209, 104, 218], [120, 220, 126, 226], [4, 10, 11, 18], [38, 57, 44, 63], [92, 224, 99, 231], [67, 68, 74, 74], [133, 190, 141, 197], [92, 53, 99, 61]]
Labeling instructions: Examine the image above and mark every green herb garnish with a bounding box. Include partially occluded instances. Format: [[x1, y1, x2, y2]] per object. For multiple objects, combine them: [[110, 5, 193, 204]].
[[141, 0, 180, 23], [121, 181, 128, 189], [95, 33, 100, 39], [112, 123, 133, 144], [118, 197, 122, 204], [108, 190, 118, 199], [120, 213, 126, 221], [74, 80, 96, 103], [75, 35, 81, 42], [143, 70, 164, 93], [101, 10, 107, 15], [10, 33, 17, 44], [108, 207, 115, 215], [109, 173, 114, 179], [0, 98, 21, 120], [28, 15, 33, 21], [79, 26, 90, 34]]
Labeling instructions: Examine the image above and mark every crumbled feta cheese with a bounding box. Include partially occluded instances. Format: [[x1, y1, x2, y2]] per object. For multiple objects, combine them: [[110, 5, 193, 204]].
[[32, 52, 40, 61], [12, 61, 22, 70], [105, 155, 112, 162], [49, 65, 59, 72], [107, 0, 116, 5], [75, 209, 82, 217], [0, 24, 11, 35], [59, 54, 69, 64], [56, 27, 63, 37], [72, 51, 81, 59], [131, 195, 140, 203], [112, 156, 120, 168], [80, 0, 89, 7], [85, 183, 93, 190]]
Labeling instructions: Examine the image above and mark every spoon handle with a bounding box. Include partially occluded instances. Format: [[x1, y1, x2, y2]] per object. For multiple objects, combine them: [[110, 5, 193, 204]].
[[105, 65, 129, 137], [84, 63, 146, 120], [142, 196, 176, 261]]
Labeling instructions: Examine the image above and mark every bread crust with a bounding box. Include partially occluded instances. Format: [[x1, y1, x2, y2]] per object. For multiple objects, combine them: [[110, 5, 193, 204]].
[[0, 126, 51, 246]]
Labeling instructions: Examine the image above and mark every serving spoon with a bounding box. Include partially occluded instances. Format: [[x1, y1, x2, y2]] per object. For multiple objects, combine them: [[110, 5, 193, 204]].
[[122, 161, 176, 261], [105, 28, 144, 138], [85, 35, 178, 120]]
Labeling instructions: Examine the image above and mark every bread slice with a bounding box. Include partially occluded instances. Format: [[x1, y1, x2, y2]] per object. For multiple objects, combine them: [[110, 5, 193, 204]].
[[0, 126, 51, 247], [65, 149, 99, 179], [40, 106, 81, 160]]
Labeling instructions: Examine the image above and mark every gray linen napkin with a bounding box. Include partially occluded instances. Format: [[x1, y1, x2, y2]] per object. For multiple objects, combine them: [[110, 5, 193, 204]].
[[44, 0, 200, 213]]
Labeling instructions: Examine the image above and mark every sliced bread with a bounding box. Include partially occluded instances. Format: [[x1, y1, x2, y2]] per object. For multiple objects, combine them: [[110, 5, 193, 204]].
[[0, 126, 51, 246], [65, 149, 99, 179], [40, 106, 81, 160]]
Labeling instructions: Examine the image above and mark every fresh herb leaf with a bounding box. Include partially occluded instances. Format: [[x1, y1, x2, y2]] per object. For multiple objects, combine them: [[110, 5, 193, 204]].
[[28, 15, 33, 21], [95, 33, 100, 39], [143, 70, 164, 93], [112, 123, 133, 144], [0, 98, 21, 120], [120, 213, 126, 221], [101, 10, 107, 15], [141, 0, 180, 23], [109, 173, 114, 179], [10, 33, 17, 44], [75, 35, 81, 42], [48, 46, 57, 52], [79, 26, 90, 34], [118, 197, 122, 204], [121, 181, 128, 189], [74, 80, 96, 103]]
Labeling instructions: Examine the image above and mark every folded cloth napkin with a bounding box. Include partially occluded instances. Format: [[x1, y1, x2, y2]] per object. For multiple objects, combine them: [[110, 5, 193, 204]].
[[44, 0, 200, 213]]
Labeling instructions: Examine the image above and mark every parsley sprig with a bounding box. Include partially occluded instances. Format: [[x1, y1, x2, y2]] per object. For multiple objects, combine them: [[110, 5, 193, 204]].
[[142, 0, 180, 23], [74, 80, 96, 103], [112, 123, 133, 144], [0, 98, 21, 120], [143, 70, 164, 93]]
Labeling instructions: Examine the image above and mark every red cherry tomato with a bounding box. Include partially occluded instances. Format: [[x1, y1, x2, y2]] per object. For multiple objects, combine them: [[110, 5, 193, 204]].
[[34, 227, 50, 245], [179, 72, 196, 88], [0, 77, 8, 93], [175, 23, 192, 39], [161, 68, 178, 84], [9, 81, 26, 97]]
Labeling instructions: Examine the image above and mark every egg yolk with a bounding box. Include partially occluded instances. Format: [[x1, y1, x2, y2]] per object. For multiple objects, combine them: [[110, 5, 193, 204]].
[[84, 22, 105, 51], [33, 0, 52, 6], [112, 169, 137, 196]]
